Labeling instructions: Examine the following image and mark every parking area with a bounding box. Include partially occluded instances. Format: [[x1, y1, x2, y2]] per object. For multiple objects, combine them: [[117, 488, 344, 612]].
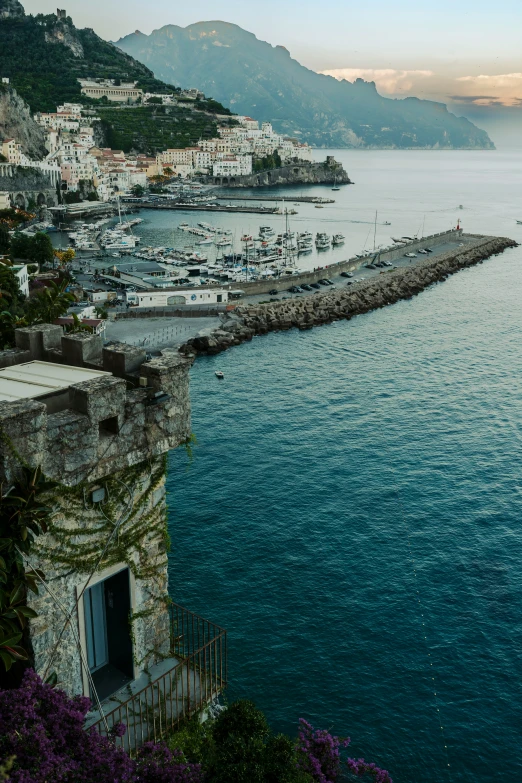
[[242, 240, 467, 304]]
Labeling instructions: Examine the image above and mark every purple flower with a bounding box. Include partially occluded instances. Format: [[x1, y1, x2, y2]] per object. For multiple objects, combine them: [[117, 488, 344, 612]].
[[110, 723, 127, 738], [0, 669, 202, 783]]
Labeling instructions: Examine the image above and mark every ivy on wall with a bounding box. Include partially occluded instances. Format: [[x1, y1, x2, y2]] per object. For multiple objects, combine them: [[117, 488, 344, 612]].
[[0, 447, 172, 679]]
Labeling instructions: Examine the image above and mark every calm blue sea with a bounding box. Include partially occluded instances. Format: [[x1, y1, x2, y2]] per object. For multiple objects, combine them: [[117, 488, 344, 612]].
[[167, 150, 522, 782]]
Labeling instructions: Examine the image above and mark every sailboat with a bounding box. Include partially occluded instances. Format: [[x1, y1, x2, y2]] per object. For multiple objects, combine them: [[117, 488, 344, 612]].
[[332, 174, 340, 192]]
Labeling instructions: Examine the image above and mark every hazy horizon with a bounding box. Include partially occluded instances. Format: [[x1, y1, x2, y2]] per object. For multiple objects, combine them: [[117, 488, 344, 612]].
[[23, 0, 522, 147]]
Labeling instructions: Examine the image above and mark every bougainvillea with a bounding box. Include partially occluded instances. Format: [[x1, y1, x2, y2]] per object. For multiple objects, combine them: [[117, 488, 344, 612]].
[[0, 669, 202, 783], [297, 718, 350, 783], [297, 718, 392, 783]]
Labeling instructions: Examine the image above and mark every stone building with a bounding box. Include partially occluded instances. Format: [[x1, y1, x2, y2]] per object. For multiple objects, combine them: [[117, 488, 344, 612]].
[[0, 326, 226, 749]]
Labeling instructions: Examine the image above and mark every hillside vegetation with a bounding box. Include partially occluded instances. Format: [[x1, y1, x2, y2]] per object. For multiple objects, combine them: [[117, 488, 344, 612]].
[[0, 3, 233, 154], [116, 21, 494, 150], [97, 105, 222, 155]]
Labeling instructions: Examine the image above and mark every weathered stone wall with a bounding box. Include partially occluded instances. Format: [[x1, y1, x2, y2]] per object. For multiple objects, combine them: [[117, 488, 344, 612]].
[[0, 163, 58, 208], [28, 458, 170, 697], [179, 235, 518, 356], [0, 327, 194, 697], [208, 157, 351, 188]]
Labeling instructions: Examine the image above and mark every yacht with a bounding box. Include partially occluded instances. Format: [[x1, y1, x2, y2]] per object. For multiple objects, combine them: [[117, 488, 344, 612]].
[[315, 232, 331, 249], [332, 233, 345, 245]]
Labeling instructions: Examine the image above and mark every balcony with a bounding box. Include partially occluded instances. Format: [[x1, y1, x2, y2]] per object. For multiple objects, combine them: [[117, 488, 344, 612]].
[[87, 603, 227, 754]]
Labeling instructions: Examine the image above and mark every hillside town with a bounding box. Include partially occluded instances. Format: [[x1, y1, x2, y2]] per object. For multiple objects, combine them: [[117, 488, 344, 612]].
[[0, 81, 314, 204]]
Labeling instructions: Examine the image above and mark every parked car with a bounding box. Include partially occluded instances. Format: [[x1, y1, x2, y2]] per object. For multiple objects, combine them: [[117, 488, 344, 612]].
[[310, 282, 320, 289], [318, 279, 329, 286], [301, 284, 313, 291], [324, 279, 334, 285], [365, 263, 377, 270], [268, 288, 279, 295], [340, 271, 354, 278]]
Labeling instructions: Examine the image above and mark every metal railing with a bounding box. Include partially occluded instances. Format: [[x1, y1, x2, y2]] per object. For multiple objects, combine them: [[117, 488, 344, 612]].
[[89, 603, 227, 755]]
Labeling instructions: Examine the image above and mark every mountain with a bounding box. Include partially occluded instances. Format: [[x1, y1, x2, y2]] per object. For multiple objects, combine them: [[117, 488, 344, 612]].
[[0, 3, 234, 154], [116, 21, 494, 150]]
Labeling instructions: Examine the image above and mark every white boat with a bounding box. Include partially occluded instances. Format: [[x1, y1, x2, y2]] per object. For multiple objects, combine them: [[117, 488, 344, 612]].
[[332, 233, 345, 245], [215, 371, 224, 379]]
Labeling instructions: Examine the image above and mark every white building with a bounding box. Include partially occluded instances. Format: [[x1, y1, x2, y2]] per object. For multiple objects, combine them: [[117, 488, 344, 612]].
[[127, 288, 228, 308], [79, 79, 143, 103], [236, 116, 259, 131], [11, 264, 29, 297], [213, 155, 252, 177]]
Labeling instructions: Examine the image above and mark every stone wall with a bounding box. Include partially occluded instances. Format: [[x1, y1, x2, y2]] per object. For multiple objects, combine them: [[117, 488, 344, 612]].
[[27, 458, 171, 697], [0, 163, 58, 208], [0, 326, 194, 697]]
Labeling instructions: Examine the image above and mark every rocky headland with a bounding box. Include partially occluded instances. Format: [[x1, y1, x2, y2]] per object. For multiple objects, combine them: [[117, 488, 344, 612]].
[[179, 235, 517, 357], [207, 157, 351, 187]]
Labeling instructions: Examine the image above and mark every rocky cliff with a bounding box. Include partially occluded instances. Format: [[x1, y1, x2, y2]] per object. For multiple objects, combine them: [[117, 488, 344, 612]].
[[0, 86, 47, 159], [209, 157, 351, 187], [44, 17, 84, 57], [0, 0, 24, 19]]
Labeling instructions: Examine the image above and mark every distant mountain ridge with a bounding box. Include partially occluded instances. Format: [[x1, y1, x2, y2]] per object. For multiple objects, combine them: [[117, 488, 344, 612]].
[[116, 21, 494, 150]]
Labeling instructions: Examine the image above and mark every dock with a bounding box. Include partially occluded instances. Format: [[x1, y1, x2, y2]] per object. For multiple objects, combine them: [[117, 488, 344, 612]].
[[213, 195, 335, 204], [132, 202, 278, 215]]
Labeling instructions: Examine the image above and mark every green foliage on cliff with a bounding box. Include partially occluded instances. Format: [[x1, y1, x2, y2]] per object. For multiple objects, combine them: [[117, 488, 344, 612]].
[[98, 105, 221, 155], [253, 150, 282, 172], [0, 12, 176, 112], [0, 8, 230, 114], [0, 7, 233, 154]]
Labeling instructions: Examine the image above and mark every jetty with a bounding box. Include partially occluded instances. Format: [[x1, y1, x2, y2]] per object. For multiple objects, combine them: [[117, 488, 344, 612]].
[[213, 195, 336, 204], [130, 201, 278, 215], [178, 233, 518, 356]]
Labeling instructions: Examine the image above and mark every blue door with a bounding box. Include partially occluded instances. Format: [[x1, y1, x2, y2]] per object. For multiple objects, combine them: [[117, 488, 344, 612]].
[[84, 582, 109, 672]]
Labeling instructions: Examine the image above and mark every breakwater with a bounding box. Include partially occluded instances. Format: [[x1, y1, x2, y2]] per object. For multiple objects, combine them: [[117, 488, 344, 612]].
[[178, 234, 517, 356], [131, 201, 278, 215]]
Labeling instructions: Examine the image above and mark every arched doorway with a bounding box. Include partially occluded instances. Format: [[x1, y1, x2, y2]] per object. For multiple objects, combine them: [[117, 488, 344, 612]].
[[37, 193, 46, 206], [15, 193, 25, 209]]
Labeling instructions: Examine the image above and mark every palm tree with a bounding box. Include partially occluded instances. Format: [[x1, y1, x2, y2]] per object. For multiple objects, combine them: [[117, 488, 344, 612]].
[[25, 281, 75, 325]]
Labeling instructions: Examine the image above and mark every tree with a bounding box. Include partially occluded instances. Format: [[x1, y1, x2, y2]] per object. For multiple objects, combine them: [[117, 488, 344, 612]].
[[30, 233, 54, 266], [131, 184, 145, 197], [0, 224, 9, 254], [25, 280, 74, 324], [0, 265, 22, 303], [54, 247, 75, 266], [9, 232, 33, 261]]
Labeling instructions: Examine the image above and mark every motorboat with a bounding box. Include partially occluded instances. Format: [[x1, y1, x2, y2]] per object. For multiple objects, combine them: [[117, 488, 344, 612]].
[[215, 371, 224, 379], [332, 233, 345, 245]]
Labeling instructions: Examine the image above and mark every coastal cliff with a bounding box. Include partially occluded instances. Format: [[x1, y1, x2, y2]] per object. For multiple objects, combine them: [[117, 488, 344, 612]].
[[208, 157, 351, 188], [0, 86, 47, 159], [179, 235, 517, 356]]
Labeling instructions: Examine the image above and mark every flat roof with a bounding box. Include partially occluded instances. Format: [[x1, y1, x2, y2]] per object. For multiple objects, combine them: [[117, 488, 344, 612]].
[[0, 361, 110, 403]]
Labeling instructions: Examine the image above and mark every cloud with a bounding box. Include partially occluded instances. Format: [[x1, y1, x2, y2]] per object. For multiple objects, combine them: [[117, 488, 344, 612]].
[[453, 74, 522, 105], [320, 68, 434, 94]]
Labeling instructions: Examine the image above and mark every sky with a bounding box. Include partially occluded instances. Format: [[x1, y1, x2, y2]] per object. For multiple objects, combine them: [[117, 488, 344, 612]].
[[25, 0, 522, 144]]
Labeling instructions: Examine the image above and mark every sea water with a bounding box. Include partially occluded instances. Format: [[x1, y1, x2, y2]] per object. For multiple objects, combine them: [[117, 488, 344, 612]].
[[166, 150, 522, 782]]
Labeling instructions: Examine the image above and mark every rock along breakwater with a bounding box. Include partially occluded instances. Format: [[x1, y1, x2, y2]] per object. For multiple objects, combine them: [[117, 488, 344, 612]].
[[178, 235, 517, 357]]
